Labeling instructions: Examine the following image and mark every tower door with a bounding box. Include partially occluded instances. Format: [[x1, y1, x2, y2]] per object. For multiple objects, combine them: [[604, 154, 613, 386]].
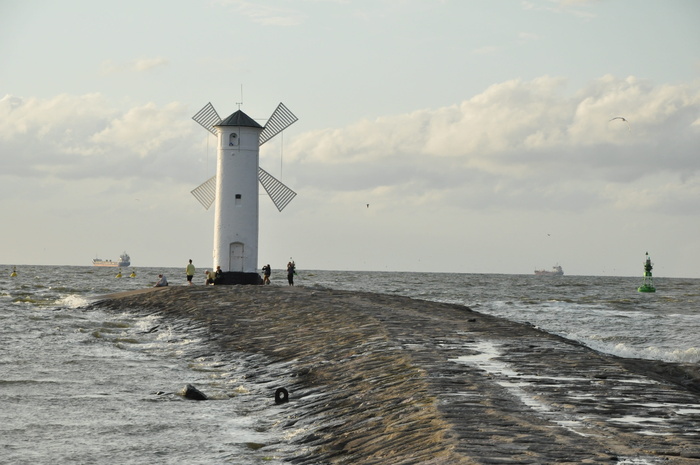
[[229, 242, 244, 272]]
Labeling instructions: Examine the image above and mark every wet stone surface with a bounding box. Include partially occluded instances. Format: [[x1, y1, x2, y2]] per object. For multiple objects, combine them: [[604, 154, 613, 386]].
[[95, 285, 700, 464]]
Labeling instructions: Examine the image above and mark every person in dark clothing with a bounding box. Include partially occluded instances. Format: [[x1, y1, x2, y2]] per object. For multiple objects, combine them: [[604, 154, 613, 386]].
[[286, 261, 295, 286]]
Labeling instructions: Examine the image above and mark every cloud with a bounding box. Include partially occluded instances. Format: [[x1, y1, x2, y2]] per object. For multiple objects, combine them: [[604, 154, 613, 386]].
[[91, 102, 192, 157], [602, 173, 700, 214], [0, 94, 196, 182], [133, 57, 170, 71], [282, 75, 700, 215], [2, 75, 698, 220]]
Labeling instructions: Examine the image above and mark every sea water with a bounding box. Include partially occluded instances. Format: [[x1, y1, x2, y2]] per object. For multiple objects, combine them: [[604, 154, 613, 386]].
[[1, 266, 300, 465], [307, 270, 700, 364], [1, 265, 698, 464]]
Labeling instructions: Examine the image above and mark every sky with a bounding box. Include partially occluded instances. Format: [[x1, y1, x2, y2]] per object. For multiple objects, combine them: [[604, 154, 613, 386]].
[[1, 0, 699, 278]]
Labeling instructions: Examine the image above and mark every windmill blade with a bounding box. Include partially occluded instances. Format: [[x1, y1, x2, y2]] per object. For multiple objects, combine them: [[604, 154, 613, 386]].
[[258, 168, 296, 212], [259, 102, 298, 146], [191, 176, 217, 210], [192, 102, 222, 135]]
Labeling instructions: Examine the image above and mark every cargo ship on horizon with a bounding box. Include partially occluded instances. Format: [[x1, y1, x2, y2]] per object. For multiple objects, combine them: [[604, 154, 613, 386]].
[[534, 265, 563, 276], [93, 252, 130, 267]]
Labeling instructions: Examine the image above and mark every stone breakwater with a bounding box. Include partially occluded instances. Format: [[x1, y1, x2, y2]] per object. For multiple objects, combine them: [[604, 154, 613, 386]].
[[94, 285, 700, 465]]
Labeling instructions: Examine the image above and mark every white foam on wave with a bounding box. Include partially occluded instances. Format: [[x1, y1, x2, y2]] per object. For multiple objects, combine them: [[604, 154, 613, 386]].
[[585, 340, 700, 364], [615, 458, 662, 464], [57, 294, 90, 309], [665, 346, 700, 363]]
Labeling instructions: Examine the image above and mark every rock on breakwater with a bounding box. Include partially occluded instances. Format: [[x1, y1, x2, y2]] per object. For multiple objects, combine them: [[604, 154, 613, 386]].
[[94, 285, 700, 464]]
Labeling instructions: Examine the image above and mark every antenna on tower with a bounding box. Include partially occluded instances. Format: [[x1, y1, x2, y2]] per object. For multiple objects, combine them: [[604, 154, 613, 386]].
[[236, 84, 243, 110]]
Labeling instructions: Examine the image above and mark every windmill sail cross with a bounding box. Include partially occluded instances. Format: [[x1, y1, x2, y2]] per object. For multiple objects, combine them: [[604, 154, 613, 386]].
[[191, 102, 298, 211]]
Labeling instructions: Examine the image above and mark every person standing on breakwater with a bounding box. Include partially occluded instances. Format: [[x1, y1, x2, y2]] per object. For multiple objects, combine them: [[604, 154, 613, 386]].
[[287, 261, 295, 286], [262, 264, 271, 284], [154, 274, 168, 287], [186, 259, 195, 285]]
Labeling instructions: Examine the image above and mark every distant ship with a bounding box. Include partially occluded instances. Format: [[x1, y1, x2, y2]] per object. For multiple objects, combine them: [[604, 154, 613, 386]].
[[93, 252, 131, 267], [534, 265, 563, 276]]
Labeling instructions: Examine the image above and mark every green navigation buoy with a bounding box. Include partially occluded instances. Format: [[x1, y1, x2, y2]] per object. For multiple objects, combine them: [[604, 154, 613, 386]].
[[637, 252, 656, 293]]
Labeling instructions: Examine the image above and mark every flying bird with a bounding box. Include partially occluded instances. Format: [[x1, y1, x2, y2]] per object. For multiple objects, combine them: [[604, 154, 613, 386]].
[[609, 116, 631, 131]]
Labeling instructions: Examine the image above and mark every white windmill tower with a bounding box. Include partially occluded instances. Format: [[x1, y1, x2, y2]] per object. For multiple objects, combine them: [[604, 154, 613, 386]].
[[191, 102, 298, 284]]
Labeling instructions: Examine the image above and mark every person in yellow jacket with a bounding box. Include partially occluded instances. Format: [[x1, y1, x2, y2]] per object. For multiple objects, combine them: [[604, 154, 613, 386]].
[[186, 259, 196, 285]]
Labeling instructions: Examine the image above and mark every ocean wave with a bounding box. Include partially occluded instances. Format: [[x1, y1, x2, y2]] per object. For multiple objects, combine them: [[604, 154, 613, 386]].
[[58, 294, 91, 309]]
